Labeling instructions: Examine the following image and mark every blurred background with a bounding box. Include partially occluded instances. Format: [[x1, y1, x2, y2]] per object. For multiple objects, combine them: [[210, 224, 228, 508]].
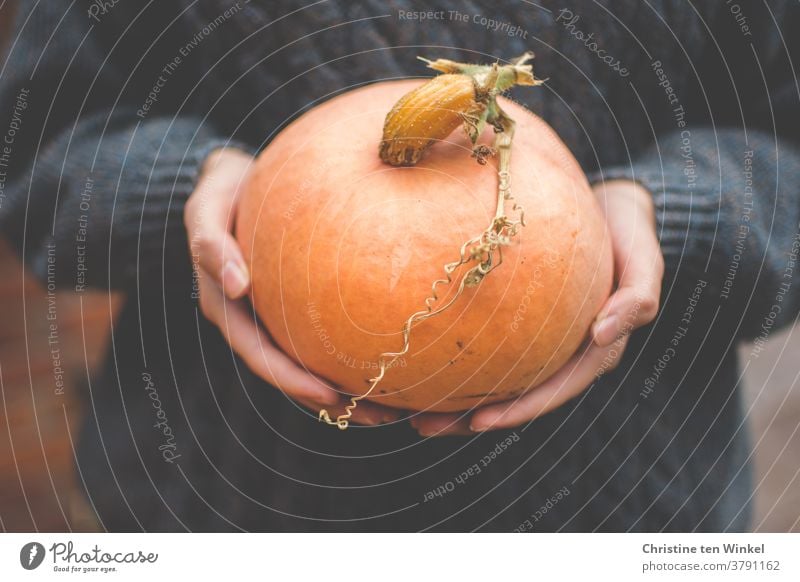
[[0, 1, 798, 532]]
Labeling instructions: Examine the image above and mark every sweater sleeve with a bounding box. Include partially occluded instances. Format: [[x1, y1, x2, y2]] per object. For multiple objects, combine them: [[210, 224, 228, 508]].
[[593, 130, 800, 342], [590, 3, 800, 342], [0, 1, 248, 292]]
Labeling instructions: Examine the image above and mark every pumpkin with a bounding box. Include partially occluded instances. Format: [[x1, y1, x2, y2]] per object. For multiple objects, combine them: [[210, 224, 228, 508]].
[[236, 80, 613, 413]]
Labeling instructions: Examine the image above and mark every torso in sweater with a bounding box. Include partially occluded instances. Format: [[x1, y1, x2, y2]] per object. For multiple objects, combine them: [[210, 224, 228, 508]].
[[4, 0, 799, 531]]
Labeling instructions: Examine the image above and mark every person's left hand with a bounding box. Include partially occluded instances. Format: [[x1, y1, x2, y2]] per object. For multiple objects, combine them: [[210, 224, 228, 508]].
[[409, 179, 665, 437]]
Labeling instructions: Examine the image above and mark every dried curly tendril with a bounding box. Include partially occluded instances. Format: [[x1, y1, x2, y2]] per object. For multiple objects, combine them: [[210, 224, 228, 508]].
[[319, 53, 543, 429]]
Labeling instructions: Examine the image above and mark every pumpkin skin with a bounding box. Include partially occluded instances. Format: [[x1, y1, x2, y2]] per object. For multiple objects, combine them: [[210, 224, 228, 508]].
[[236, 80, 613, 413]]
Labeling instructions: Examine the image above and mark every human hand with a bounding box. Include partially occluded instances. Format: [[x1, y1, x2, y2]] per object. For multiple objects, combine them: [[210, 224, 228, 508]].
[[410, 178, 664, 436], [185, 147, 399, 426]]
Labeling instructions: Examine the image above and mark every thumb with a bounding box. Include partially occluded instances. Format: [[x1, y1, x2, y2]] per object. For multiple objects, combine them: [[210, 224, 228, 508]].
[[591, 180, 663, 347], [591, 285, 657, 347], [186, 155, 252, 300], [203, 230, 250, 300]]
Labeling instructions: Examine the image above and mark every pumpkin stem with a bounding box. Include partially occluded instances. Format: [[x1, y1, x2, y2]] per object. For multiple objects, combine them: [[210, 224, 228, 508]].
[[320, 55, 536, 430]]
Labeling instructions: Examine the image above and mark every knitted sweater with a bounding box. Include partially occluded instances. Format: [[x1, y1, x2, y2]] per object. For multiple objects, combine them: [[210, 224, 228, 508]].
[[1, 0, 799, 531]]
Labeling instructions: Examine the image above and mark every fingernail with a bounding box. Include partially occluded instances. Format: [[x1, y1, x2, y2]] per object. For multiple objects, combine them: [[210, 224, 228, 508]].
[[382, 413, 399, 424], [592, 314, 619, 347], [222, 261, 249, 298], [470, 422, 488, 433]]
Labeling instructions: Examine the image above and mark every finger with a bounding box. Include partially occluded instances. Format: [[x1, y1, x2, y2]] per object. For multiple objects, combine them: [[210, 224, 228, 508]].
[[349, 399, 403, 425], [409, 412, 473, 437], [592, 284, 656, 347], [470, 336, 629, 432], [201, 277, 339, 405], [192, 218, 250, 300], [219, 233, 250, 300], [300, 396, 402, 427], [187, 171, 252, 300]]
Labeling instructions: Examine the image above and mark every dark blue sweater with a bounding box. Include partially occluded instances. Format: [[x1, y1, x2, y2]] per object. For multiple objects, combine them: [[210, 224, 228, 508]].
[[1, 0, 799, 531]]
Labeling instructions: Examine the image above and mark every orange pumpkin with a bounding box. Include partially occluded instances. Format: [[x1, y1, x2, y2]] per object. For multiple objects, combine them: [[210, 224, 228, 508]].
[[236, 80, 613, 413]]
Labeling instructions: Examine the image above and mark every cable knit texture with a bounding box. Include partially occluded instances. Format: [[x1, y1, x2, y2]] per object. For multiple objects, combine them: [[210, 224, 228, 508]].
[[1, 0, 799, 531]]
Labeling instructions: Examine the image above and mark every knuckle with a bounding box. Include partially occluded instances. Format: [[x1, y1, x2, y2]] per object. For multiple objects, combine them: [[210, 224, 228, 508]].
[[197, 291, 216, 319], [655, 252, 666, 275], [637, 293, 660, 322], [652, 254, 666, 282], [196, 234, 220, 267], [183, 195, 201, 229], [183, 195, 194, 219], [195, 232, 212, 254]]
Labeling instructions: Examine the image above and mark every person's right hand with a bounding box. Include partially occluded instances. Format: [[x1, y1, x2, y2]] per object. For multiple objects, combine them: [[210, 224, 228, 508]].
[[184, 147, 399, 426]]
